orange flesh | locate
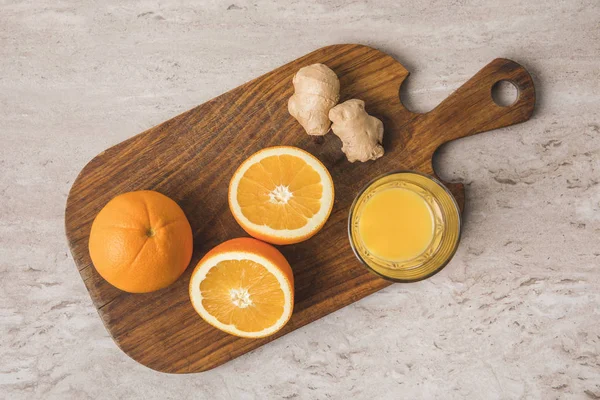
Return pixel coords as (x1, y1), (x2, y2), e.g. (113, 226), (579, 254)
(236, 154), (323, 230)
(358, 188), (435, 261)
(199, 259), (285, 332)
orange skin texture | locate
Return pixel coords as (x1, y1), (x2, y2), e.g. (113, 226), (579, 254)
(228, 146), (335, 245)
(89, 190), (193, 293)
(189, 237), (294, 337)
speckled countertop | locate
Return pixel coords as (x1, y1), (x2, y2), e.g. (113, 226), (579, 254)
(1, 1), (599, 399)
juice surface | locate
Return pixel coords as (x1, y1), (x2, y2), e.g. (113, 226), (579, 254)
(358, 188), (434, 261)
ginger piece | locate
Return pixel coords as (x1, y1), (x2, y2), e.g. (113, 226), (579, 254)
(329, 99), (384, 163)
(288, 63), (340, 136)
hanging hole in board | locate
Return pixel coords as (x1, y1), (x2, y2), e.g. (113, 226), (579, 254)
(491, 80), (519, 107)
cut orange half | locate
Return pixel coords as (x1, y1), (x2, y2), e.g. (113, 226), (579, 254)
(189, 238), (294, 338)
(228, 146), (335, 245)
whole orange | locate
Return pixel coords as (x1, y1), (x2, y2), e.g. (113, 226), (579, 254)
(89, 190), (193, 293)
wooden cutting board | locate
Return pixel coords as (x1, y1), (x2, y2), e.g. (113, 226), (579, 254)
(65, 44), (535, 373)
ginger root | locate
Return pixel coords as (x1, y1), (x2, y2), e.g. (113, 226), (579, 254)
(329, 99), (384, 163)
(288, 63), (340, 136)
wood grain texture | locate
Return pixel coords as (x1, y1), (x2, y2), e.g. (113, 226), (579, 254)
(65, 44), (535, 373)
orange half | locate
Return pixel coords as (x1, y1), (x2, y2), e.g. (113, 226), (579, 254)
(189, 238), (294, 338)
(228, 146), (334, 245)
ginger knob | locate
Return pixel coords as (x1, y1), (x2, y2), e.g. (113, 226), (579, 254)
(288, 63), (340, 136)
(329, 99), (384, 163)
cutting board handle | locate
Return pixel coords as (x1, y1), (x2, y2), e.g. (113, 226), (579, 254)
(428, 58), (536, 148)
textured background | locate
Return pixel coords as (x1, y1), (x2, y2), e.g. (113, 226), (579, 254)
(1, 1), (599, 399)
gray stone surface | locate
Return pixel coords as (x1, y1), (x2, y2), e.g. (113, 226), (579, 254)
(1, 1), (599, 399)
